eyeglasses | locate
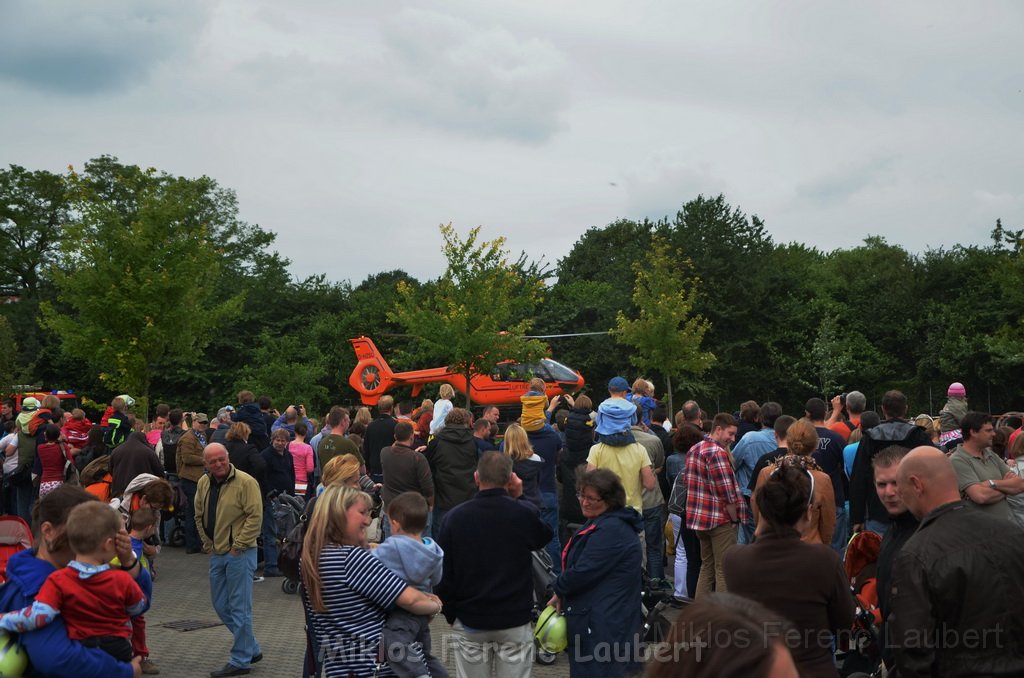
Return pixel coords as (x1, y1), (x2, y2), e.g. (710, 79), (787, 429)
(576, 493), (604, 505)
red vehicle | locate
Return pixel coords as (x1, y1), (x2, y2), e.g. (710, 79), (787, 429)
(7, 388), (80, 412)
(348, 337), (585, 407)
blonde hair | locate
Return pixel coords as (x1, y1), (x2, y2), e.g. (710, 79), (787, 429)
(226, 421), (250, 442)
(502, 423), (533, 461)
(631, 378), (648, 394)
(439, 384), (455, 400)
(322, 454), (361, 487)
(353, 407), (372, 428)
(301, 484), (372, 612)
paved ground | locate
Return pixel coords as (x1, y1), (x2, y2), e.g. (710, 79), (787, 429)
(146, 545), (581, 677)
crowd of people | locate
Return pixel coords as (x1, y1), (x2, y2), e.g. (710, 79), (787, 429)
(2, 378), (1024, 677)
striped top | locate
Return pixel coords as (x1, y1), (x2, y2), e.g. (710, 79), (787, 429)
(309, 544), (407, 678)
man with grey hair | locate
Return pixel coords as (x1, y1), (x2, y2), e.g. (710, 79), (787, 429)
(827, 390), (866, 444)
(209, 406), (234, 444)
(674, 399), (702, 430)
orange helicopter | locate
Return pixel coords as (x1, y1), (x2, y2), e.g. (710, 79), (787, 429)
(348, 336), (585, 406)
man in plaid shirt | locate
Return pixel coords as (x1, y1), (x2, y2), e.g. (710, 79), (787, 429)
(684, 412), (747, 597)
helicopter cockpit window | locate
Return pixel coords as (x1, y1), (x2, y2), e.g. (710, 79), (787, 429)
(541, 359), (578, 383)
(492, 363), (551, 382)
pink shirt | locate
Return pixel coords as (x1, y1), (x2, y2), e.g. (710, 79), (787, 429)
(289, 441), (315, 492)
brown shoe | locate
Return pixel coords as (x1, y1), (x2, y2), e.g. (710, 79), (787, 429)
(141, 658), (160, 675)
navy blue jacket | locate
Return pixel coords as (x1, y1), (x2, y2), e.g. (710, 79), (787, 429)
(436, 488), (553, 630)
(232, 403), (269, 450)
(553, 507), (643, 678)
(526, 427), (561, 494)
(260, 445), (296, 496)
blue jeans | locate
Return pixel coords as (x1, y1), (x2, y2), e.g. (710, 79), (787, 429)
(541, 491), (561, 574)
(15, 483), (35, 523)
(180, 478), (201, 551)
(643, 504), (666, 581)
(831, 505), (849, 555)
(865, 518), (890, 537)
(210, 550), (261, 668)
(262, 503), (279, 574)
(737, 498), (756, 545)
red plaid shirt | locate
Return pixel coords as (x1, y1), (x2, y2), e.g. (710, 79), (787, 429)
(684, 436), (748, 532)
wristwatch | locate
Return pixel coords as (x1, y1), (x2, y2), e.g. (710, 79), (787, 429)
(988, 479), (997, 489)
(118, 557), (139, 571)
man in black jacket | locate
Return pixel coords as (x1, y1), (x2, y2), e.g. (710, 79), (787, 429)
(889, 446), (1024, 676)
(436, 452), (553, 677)
(363, 395), (397, 481)
(849, 390), (932, 536)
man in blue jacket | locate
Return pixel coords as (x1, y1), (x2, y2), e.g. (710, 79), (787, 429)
(436, 452), (553, 678)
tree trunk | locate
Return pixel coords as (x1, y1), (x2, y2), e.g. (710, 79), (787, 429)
(465, 367), (473, 408)
(665, 373), (674, 422)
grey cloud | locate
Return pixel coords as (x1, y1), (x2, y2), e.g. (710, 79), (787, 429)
(349, 8), (571, 142)
(622, 155), (729, 222)
(0, 0), (209, 95)
(796, 156), (894, 205)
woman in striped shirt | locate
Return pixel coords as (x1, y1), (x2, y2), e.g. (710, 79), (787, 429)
(301, 484), (443, 677)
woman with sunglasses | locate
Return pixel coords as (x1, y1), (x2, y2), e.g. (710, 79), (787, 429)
(724, 462), (855, 677)
(751, 419), (836, 545)
(548, 468), (643, 677)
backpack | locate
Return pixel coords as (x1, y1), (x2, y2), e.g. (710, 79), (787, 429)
(161, 429), (184, 475)
(666, 470), (688, 517)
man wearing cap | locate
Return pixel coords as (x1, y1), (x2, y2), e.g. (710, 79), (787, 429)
(177, 412), (211, 554)
(586, 377), (657, 514)
(209, 407), (235, 445)
(939, 382), (968, 433)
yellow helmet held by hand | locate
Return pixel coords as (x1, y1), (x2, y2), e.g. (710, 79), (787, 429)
(534, 605), (567, 653)
(0, 630), (27, 677)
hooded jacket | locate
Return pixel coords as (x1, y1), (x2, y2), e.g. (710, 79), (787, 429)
(0, 548), (151, 678)
(372, 534), (443, 593)
(231, 403), (269, 449)
(553, 506), (644, 678)
(849, 420), (933, 525)
(425, 425), (477, 511)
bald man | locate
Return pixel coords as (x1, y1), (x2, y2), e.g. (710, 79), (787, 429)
(194, 443), (264, 677)
(888, 447), (1024, 676)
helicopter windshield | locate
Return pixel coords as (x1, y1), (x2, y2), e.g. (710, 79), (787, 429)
(541, 359), (579, 382)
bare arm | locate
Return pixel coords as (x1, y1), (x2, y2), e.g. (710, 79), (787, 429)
(640, 465), (657, 491)
(964, 482), (1006, 505)
(395, 586), (442, 616)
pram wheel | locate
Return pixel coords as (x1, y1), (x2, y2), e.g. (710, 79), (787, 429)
(170, 524), (185, 548)
(535, 645), (557, 665)
(282, 578), (299, 595)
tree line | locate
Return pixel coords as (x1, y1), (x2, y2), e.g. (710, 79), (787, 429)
(2, 157), (1022, 418)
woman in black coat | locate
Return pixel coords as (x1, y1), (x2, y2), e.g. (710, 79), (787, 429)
(550, 468), (643, 678)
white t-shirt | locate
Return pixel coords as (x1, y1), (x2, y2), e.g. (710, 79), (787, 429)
(1, 432), (19, 475)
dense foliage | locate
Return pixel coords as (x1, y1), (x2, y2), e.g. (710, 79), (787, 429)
(2, 158), (1022, 418)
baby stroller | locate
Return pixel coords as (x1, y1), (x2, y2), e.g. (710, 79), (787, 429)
(640, 569), (674, 644)
(837, 530), (883, 677)
(0, 516), (32, 585)
(530, 549), (559, 665)
(161, 477), (189, 547)
(274, 493), (306, 595)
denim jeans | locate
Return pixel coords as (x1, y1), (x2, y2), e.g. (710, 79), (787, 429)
(642, 504), (666, 581)
(865, 518), (890, 538)
(668, 514), (689, 598)
(15, 483), (34, 523)
(180, 478), (201, 551)
(831, 505), (850, 555)
(262, 503), (279, 574)
(209, 549), (261, 669)
(736, 500), (757, 545)
(540, 491), (561, 574)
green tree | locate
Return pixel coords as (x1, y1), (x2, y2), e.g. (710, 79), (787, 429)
(235, 330), (329, 414)
(614, 237), (715, 414)
(389, 224), (548, 407)
(40, 157), (245, 400)
(0, 165), (70, 297)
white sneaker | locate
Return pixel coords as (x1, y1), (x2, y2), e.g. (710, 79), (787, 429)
(253, 575), (265, 583)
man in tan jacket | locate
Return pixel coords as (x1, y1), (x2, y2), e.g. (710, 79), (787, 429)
(176, 412), (210, 553)
(194, 443), (263, 677)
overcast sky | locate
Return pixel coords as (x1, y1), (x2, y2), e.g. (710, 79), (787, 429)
(2, 1), (1022, 285)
